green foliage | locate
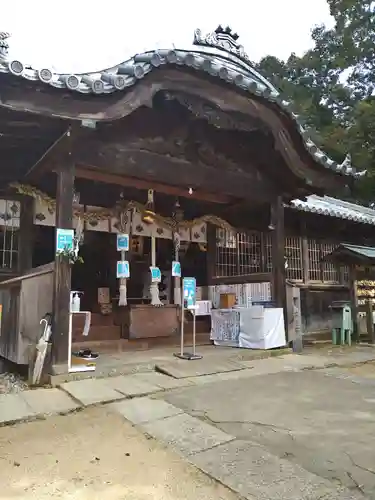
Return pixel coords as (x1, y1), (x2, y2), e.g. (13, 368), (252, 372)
(256, 0), (375, 203)
(56, 246), (84, 265)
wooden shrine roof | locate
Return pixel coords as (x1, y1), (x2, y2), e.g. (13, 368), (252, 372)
(325, 244), (375, 266)
(0, 27), (365, 187)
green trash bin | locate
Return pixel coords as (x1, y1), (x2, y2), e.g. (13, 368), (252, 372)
(330, 301), (352, 346)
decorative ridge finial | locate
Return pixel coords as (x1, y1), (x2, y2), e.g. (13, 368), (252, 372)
(0, 32), (10, 59)
(338, 153), (352, 173)
(193, 26), (252, 65)
(215, 25), (239, 42)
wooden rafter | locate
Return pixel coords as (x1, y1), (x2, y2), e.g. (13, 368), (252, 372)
(74, 165), (233, 204)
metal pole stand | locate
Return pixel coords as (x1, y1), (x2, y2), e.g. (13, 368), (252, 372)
(174, 301), (203, 361)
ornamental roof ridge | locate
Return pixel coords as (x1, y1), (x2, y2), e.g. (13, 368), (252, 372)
(193, 25), (254, 67)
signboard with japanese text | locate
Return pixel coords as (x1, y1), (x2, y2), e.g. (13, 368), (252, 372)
(56, 228), (74, 253)
(183, 277), (196, 309)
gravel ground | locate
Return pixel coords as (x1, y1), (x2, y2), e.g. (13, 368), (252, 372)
(0, 372), (28, 394)
(0, 406), (238, 500)
(347, 360), (375, 378)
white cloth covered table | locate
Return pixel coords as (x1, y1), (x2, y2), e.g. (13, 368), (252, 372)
(210, 306), (286, 349)
(239, 307), (286, 349)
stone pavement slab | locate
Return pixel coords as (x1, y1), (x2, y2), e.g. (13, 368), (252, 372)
(60, 378), (124, 406)
(105, 374), (162, 397)
(130, 371), (195, 389)
(22, 388), (80, 415)
(0, 393), (35, 425)
(140, 412), (234, 456)
(273, 354), (335, 369)
(110, 397), (183, 424)
(162, 369), (375, 497)
(156, 359), (245, 379)
(239, 354), (334, 373)
(190, 440), (363, 500)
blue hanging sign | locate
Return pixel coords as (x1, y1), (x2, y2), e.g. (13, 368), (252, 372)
(117, 260), (130, 278)
(172, 261), (181, 277)
(150, 266), (161, 283)
(183, 277), (196, 310)
(56, 228), (74, 253)
(117, 234), (129, 252)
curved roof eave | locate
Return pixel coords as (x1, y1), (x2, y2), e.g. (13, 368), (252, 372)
(0, 27), (366, 180)
(290, 195), (375, 225)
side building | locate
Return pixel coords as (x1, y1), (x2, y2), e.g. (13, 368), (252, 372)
(209, 195), (375, 337)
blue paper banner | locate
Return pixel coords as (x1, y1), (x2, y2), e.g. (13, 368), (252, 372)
(172, 261), (181, 277)
(150, 266), (161, 283)
(117, 234), (129, 252)
(117, 260), (130, 278)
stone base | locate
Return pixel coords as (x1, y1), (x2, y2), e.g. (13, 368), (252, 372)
(50, 362), (69, 376)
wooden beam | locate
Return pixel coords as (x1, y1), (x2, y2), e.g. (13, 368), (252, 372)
(25, 128), (71, 180)
(75, 165), (232, 205)
(210, 273), (271, 285)
(25, 125), (88, 181)
(52, 159), (75, 367)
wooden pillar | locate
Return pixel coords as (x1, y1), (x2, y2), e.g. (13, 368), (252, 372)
(52, 161), (75, 367)
(18, 196), (35, 273)
(300, 221), (309, 284)
(365, 299), (374, 344)
(206, 224), (216, 285)
(349, 264), (359, 343)
(271, 196), (287, 336)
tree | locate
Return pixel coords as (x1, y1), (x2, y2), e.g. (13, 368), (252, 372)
(256, 0), (375, 202)
(326, 0), (375, 98)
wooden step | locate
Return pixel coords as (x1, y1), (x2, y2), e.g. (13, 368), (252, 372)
(184, 317), (211, 334)
(72, 324), (121, 342)
(72, 331), (212, 354)
(72, 312), (114, 329)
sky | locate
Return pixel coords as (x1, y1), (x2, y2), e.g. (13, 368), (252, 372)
(2, 0), (334, 73)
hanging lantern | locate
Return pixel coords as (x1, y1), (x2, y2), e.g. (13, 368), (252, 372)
(173, 198), (184, 222)
(73, 189), (80, 206)
(142, 189), (156, 224)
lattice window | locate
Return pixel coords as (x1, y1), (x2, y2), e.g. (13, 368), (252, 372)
(285, 236), (303, 280)
(0, 200), (20, 271)
(307, 239), (321, 281)
(215, 229), (264, 277)
(321, 242), (340, 282)
(238, 231), (262, 274)
(216, 229), (237, 277)
(307, 238), (340, 283)
(261, 232), (272, 273)
(342, 265), (350, 284)
(215, 229), (343, 284)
